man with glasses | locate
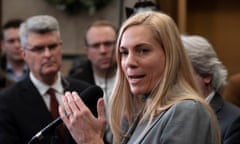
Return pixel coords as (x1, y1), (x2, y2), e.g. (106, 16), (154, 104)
(0, 15), (92, 144)
(1, 19), (28, 82)
(69, 20), (117, 144)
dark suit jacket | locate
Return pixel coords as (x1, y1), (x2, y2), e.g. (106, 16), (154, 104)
(69, 60), (95, 85)
(210, 92), (240, 144)
(0, 54), (7, 71)
(0, 75), (91, 144)
(0, 70), (13, 91)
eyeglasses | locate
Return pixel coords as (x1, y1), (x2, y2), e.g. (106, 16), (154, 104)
(87, 41), (115, 49)
(25, 42), (62, 53)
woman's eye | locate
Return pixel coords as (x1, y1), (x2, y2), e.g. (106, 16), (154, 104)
(139, 48), (150, 55)
(120, 50), (128, 55)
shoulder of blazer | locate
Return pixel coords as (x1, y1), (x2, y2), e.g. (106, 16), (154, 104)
(0, 76), (40, 111)
(0, 76), (29, 95)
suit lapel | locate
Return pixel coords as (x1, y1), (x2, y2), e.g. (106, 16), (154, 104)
(20, 76), (53, 125)
(209, 92), (224, 120)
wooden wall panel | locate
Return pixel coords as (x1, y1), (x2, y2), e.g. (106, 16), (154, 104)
(186, 0), (240, 76)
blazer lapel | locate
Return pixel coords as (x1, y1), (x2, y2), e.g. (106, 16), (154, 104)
(209, 92), (224, 119)
(20, 76), (53, 125)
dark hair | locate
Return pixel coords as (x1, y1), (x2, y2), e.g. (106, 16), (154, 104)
(1, 19), (23, 40)
(3, 19), (23, 29)
(125, 1), (161, 18)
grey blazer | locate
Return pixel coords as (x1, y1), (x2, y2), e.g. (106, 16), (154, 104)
(126, 100), (216, 144)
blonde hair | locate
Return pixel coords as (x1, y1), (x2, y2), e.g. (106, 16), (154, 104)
(109, 11), (220, 143)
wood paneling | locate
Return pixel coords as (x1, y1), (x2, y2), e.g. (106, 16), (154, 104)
(157, 0), (240, 76)
(186, 0), (240, 76)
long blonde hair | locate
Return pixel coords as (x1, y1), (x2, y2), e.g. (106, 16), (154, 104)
(110, 11), (220, 144)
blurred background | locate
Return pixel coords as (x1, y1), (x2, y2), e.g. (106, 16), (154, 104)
(1, 0), (239, 77)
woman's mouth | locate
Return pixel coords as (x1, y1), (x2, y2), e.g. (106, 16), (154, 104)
(128, 74), (145, 84)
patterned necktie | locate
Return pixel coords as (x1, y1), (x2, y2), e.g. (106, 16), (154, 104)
(47, 88), (65, 140)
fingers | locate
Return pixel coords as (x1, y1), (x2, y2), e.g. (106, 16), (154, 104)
(60, 91), (91, 119)
(97, 98), (106, 121)
(59, 105), (70, 127)
(97, 98), (107, 137)
(72, 91), (88, 111)
(59, 90), (107, 143)
(59, 92), (72, 127)
(67, 91), (82, 114)
(59, 91), (82, 122)
(62, 92), (73, 116)
(60, 91), (105, 123)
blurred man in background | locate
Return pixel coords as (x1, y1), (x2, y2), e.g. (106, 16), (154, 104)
(1, 19), (28, 82)
(69, 20), (117, 144)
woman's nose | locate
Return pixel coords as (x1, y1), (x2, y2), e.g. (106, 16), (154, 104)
(125, 53), (138, 67)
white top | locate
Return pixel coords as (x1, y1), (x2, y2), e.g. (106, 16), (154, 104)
(94, 73), (116, 109)
(94, 73), (116, 143)
(205, 90), (215, 103)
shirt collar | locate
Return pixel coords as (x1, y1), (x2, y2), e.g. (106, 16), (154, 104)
(6, 62), (28, 72)
(205, 90), (215, 103)
(6, 63), (13, 72)
(30, 72), (63, 95)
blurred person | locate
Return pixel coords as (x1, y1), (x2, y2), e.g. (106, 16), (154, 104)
(69, 20), (117, 107)
(0, 49), (13, 90)
(0, 15), (93, 144)
(182, 35), (240, 144)
(69, 20), (117, 143)
(125, 0), (160, 18)
(1, 19), (28, 82)
(223, 73), (240, 107)
(0, 46), (13, 90)
(0, 70), (12, 90)
(59, 11), (221, 144)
